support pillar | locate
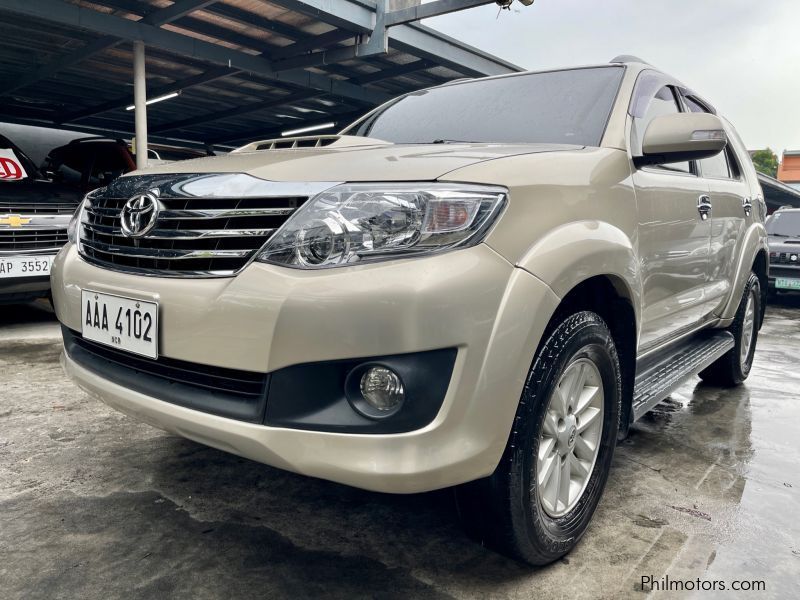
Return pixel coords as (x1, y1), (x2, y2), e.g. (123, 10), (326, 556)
(133, 40), (148, 170)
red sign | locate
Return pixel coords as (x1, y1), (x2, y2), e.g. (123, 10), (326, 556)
(0, 149), (27, 180)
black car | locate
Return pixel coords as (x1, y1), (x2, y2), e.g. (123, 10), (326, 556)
(0, 134), (135, 304)
(767, 207), (800, 295)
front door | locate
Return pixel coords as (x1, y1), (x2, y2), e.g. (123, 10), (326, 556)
(635, 169), (713, 349)
(630, 83), (714, 350)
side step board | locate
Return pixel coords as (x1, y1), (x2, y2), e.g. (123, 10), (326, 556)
(632, 330), (735, 420)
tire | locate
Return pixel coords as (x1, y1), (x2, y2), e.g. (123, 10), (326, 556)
(455, 311), (621, 566)
(699, 273), (760, 387)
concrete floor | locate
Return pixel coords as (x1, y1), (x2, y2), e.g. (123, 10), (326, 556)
(1, 298), (799, 600)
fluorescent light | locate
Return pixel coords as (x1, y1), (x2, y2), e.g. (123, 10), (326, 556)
(281, 122), (336, 137)
(126, 91), (180, 111)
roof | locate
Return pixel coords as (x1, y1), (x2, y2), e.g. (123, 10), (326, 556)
(758, 172), (800, 210)
(0, 0), (522, 151)
(778, 152), (800, 183)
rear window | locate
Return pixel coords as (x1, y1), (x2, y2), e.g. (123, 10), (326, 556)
(347, 66), (624, 146)
(767, 211), (800, 237)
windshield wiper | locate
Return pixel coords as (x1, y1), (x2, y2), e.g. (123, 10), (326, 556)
(431, 139), (479, 144)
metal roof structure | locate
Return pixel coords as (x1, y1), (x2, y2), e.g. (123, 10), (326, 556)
(0, 0), (523, 151)
(758, 172), (800, 212)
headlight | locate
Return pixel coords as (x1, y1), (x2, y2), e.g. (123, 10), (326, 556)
(67, 197), (89, 244)
(256, 183), (506, 269)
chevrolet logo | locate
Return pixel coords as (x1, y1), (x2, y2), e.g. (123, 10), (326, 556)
(0, 214), (31, 227)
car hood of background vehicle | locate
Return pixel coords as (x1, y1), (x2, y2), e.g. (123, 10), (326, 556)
(768, 238), (800, 253)
(0, 179), (81, 206)
(132, 139), (585, 182)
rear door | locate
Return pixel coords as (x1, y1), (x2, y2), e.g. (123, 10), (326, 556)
(630, 80), (714, 350)
(682, 93), (752, 312)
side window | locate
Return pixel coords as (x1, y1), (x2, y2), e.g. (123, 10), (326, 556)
(631, 85), (690, 173)
(684, 95), (733, 180)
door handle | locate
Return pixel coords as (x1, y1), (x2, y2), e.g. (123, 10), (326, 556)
(697, 195), (712, 220)
(742, 197), (753, 217)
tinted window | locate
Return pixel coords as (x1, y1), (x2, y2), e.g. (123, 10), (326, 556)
(684, 96), (731, 179)
(348, 67), (624, 146)
(87, 146), (130, 189)
(632, 86), (690, 173)
(0, 134), (38, 176)
(700, 149), (730, 179)
(767, 211), (800, 237)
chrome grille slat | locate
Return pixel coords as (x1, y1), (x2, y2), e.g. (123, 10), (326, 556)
(81, 238), (253, 260)
(84, 206), (295, 219)
(0, 228), (69, 252)
(78, 184), (307, 277)
(159, 208), (296, 219)
(0, 202), (77, 215)
(83, 222), (276, 240)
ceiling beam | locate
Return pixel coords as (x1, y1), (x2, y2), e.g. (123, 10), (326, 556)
(269, 29), (356, 60)
(349, 59), (435, 85)
(210, 110), (367, 146)
(59, 65), (238, 123)
(0, 112), (219, 151)
(270, 0), (522, 76)
(384, 0), (495, 26)
(151, 91), (323, 134)
(0, 0), (392, 105)
(0, 0), (220, 97)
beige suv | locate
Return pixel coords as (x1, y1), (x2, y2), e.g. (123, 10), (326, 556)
(52, 58), (768, 565)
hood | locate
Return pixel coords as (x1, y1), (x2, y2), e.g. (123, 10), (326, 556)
(768, 237), (800, 252)
(131, 136), (584, 182)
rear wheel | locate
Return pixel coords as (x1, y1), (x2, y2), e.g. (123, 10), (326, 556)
(699, 273), (760, 386)
(455, 311), (621, 565)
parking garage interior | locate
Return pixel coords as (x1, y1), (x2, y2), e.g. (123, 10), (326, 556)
(1, 2), (800, 599)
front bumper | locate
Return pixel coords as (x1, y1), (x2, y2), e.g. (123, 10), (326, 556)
(52, 243), (560, 492)
(0, 274), (51, 303)
(768, 264), (800, 289)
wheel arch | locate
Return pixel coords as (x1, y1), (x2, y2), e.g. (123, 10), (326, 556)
(515, 222), (642, 438)
(542, 275), (638, 439)
(716, 222), (769, 323)
(751, 248), (768, 328)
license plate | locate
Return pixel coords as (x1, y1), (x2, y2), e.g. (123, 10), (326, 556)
(81, 290), (158, 359)
(0, 255), (53, 278)
(776, 277), (800, 290)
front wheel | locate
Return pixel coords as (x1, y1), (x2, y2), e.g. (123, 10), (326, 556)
(699, 273), (760, 387)
(455, 311), (621, 565)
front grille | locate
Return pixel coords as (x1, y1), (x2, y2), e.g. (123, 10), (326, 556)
(770, 251), (800, 265)
(0, 228), (68, 252)
(79, 194), (306, 276)
(63, 327), (269, 422)
(0, 201), (77, 215)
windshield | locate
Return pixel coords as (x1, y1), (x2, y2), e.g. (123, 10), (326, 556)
(767, 211), (800, 237)
(346, 66), (624, 146)
(0, 134), (38, 177)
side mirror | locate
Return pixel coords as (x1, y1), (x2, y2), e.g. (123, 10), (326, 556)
(635, 112), (727, 168)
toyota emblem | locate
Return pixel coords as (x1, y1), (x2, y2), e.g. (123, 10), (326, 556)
(120, 192), (160, 237)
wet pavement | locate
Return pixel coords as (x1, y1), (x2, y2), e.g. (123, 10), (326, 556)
(1, 298), (799, 599)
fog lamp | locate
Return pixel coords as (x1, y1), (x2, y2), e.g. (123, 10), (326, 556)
(360, 367), (405, 412)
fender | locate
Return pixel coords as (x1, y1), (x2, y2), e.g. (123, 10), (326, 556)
(515, 220), (642, 328)
(715, 222), (769, 320)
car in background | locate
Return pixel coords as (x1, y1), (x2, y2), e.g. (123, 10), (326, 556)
(767, 207), (800, 295)
(1, 133), (135, 304)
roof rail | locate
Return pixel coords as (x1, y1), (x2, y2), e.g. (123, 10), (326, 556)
(610, 55), (651, 65)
